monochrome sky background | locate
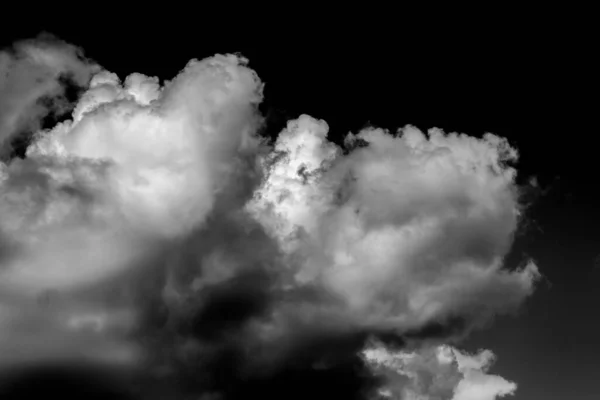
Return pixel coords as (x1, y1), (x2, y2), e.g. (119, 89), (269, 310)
(0, 13), (595, 400)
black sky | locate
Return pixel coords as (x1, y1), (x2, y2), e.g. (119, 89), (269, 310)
(0, 12), (596, 399)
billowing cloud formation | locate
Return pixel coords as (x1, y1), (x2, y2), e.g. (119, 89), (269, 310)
(363, 341), (517, 399)
(0, 36), (538, 399)
(0, 52), (262, 294)
(248, 115), (538, 333)
(0, 45), (263, 379)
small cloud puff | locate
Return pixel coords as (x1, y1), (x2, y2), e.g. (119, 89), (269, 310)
(363, 341), (517, 400)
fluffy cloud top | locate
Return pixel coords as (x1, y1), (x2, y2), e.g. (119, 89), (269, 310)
(248, 115), (539, 334)
(0, 52), (263, 295)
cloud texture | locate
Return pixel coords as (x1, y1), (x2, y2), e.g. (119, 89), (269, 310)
(363, 341), (517, 399)
(0, 37), (538, 399)
(0, 34), (100, 160)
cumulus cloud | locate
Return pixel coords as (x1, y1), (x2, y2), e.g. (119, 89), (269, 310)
(0, 36), (539, 399)
(0, 43), (263, 383)
(248, 115), (539, 335)
(363, 341), (517, 400)
(0, 52), (263, 290)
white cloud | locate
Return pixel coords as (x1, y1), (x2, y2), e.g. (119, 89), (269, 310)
(363, 341), (517, 400)
(248, 115), (539, 333)
(1, 52), (263, 293)
(0, 37), (539, 398)
(0, 50), (263, 368)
